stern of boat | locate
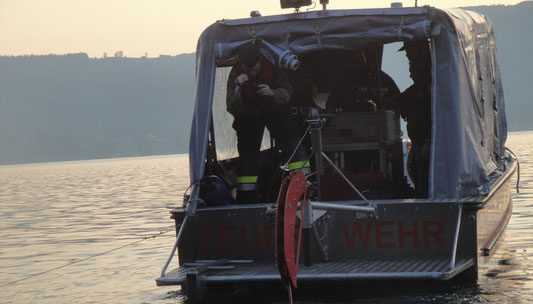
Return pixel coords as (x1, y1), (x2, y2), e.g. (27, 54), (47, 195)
(156, 201), (479, 296)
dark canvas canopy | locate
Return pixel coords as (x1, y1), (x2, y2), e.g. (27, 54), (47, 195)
(188, 7), (507, 199)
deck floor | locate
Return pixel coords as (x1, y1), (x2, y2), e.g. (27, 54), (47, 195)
(156, 258), (474, 286)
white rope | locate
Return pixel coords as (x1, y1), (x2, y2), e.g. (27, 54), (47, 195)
(0, 225), (175, 288)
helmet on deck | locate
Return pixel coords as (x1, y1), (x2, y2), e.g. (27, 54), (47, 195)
(199, 175), (235, 206)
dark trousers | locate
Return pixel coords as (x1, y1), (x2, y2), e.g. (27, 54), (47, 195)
(233, 109), (306, 187)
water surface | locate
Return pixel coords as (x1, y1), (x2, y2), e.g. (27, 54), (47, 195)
(1, 133), (531, 303)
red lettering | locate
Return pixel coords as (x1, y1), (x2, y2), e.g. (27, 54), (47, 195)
(398, 221), (419, 248)
(241, 225), (260, 252)
(376, 221), (395, 248)
(199, 226), (216, 253)
(264, 224), (275, 252)
(342, 222), (372, 248)
(423, 221), (445, 248)
(219, 226), (237, 253)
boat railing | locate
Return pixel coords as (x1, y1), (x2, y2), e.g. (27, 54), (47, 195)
(160, 196), (201, 278)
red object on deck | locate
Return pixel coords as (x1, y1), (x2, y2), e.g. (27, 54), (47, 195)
(275, 175), (290, 287)
(275, 172), (308, 288)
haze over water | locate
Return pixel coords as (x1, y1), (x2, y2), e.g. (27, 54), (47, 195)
(0, 133), (531, 303)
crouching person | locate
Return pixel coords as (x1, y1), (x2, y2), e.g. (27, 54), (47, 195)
(226, 42), (309, 204)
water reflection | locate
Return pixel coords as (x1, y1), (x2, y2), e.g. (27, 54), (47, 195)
(0, 132), (532, 303)
(0, 155), (188, 303)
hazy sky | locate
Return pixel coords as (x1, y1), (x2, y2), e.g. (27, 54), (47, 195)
(0, 0), (523, 57)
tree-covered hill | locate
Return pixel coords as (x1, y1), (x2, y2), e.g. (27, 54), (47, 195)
(0, 2), (531, 165)
(0, 54), (195, 164)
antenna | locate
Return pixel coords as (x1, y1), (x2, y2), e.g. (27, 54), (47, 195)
(320, 0), (329, 11)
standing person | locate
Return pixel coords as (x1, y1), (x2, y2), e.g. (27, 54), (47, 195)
(389, 40), (432, 198)
(227, 42), (310, 204)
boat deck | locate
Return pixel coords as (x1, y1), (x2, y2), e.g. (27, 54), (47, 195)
(156, 258), (474, 286)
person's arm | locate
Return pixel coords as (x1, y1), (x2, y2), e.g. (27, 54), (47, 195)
(226, 70), (246, 116)
(270, 68), (292, 105)
(384, 84), (417, 116)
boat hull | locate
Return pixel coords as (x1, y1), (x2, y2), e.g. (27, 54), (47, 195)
(156, 159), (516, 298)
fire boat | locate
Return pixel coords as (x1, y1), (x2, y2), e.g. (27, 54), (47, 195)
(156, 1), (517, 301)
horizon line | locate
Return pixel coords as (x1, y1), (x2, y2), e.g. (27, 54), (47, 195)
(0, 52), (195, 59)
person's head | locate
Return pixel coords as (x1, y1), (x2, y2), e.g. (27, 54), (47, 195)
(400, 40), (431, 82)
(237, 43), (262, 77)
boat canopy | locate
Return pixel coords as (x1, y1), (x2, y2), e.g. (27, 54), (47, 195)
(188, 7), (507, 199)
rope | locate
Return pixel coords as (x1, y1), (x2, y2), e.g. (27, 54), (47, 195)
(505, 147), (520, 193)
(283, 122), (312, 170)
(0, 225), (176, 288)
(265, 114), (313, 195)
(305, 164), (329, 178)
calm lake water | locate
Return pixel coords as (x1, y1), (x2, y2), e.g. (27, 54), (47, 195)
(1, 132), (532, 303)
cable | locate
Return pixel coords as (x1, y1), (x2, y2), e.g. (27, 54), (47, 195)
(305, 163), (329, 178)
(0, 225), (176, 288)
(374, 46), (384, 110)
(265, 113), (314, 196)
(283, 123), (312, 169)
(505, 147), (520, 193)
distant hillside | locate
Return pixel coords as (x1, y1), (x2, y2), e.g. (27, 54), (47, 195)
(0, 53), (195, 165)
(0, 2), (531, 165)
(465, 1), (533, 131)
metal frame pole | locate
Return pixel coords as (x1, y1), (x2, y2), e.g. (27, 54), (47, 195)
(320, 0), (329, 11)
(321, 152), (372, 206)
(160, 215), (190, 277)
(450, 204), (462, 269)
(309, 116), (323, 200)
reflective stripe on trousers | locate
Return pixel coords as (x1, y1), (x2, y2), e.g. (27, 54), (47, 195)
(288, 160), (311, 174)
(237, 176), (258, 191)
